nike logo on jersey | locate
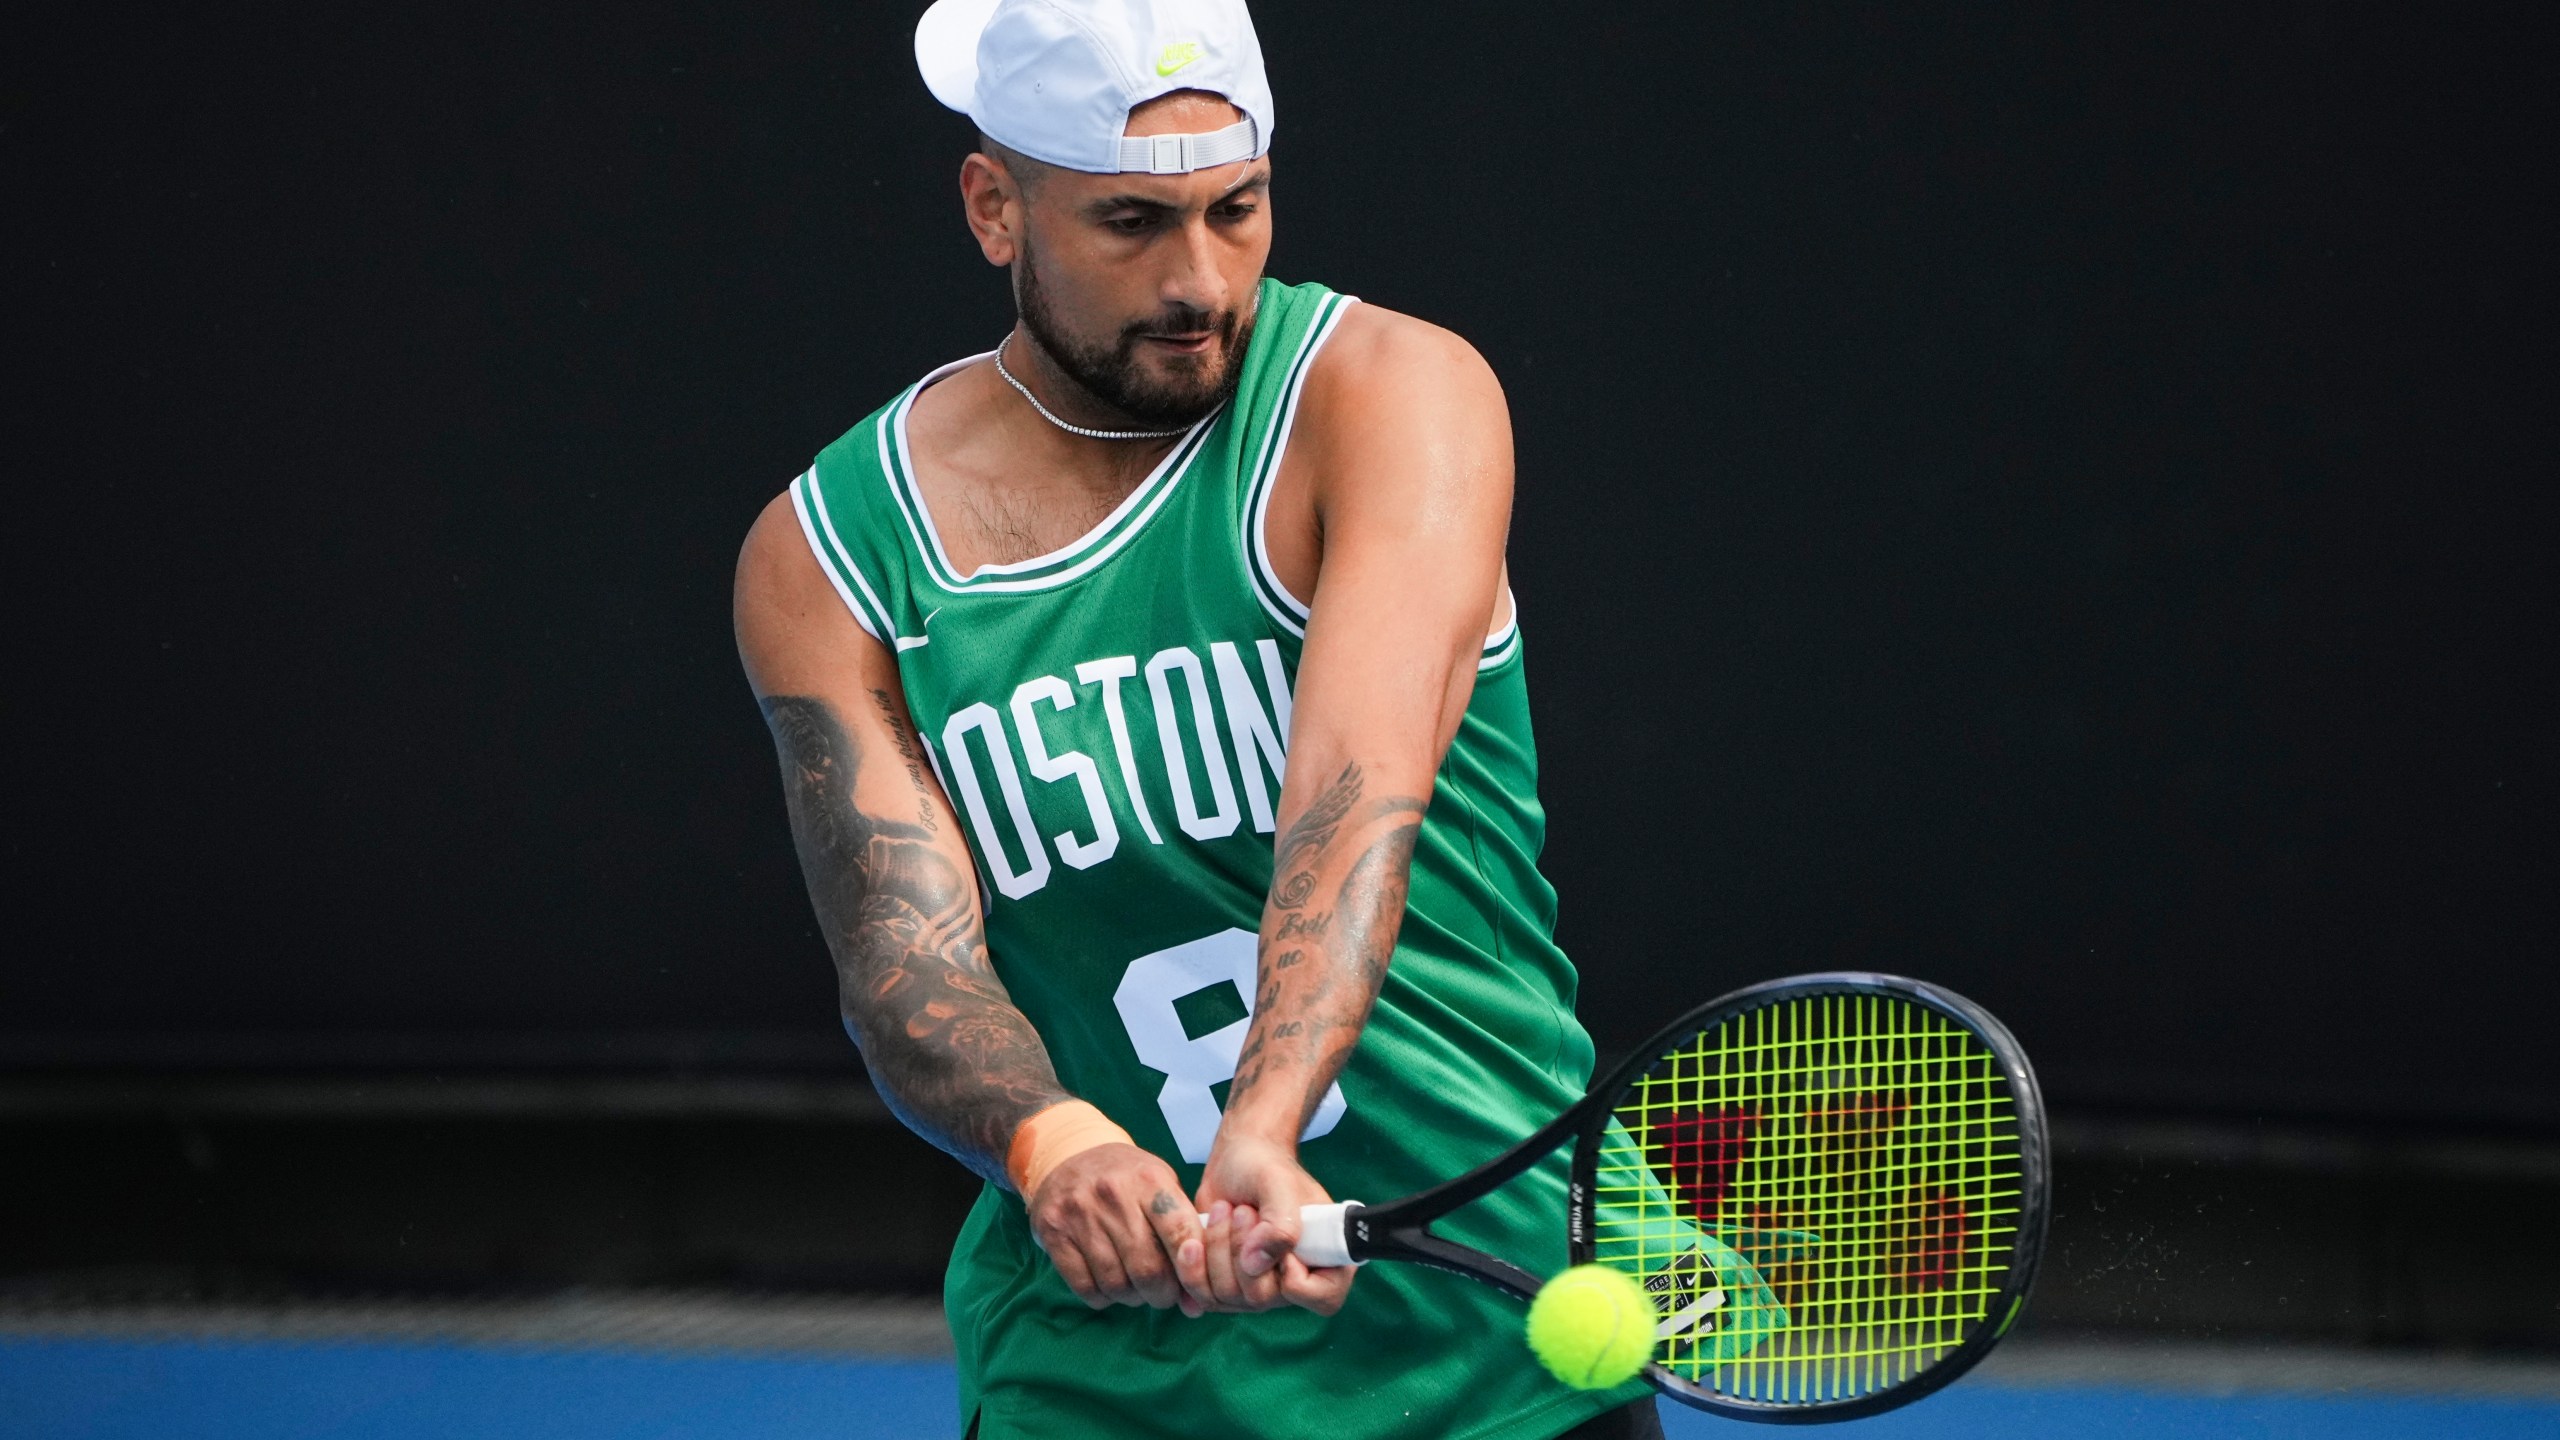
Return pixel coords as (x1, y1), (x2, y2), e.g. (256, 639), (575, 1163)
(895, 607), (944, 652)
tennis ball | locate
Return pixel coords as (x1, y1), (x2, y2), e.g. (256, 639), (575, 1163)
(1524, 1264), (1654, 1390)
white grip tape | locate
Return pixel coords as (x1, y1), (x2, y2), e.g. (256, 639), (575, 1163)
(1192, 1201), (1364, 1269)
(1296, 1201), (1360, 1268)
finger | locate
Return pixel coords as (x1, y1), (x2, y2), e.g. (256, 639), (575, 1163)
(1276, 1253), (1355, 1317)
(1073, 1172), (1153, 1306)
(1237, 1206), (1299, 1279)
(1105, 1191), (1180, 1310)
(1175, 1227), (1210, 1316)
(1229, 1204), (1284, 1310)
(1201, 1200), (1246, 1308)
(1089, 1232), (1142, 1307)
(1142, 1187), (1210, 1315)
(1172, 1209), (1208, 1311)
(1058, 1200), (1137, 1308)
(1045, 1230), (1105, 1309)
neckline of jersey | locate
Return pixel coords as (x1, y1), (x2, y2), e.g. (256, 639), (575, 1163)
(882, 350), (1225, 595)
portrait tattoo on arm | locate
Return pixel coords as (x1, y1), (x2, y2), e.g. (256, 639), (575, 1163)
(761, 693), (1069, 1187)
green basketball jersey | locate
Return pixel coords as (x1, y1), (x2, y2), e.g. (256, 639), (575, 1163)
(791, 279), (1649, 1439)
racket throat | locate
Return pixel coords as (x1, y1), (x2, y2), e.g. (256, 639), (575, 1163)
(1355, 1217), (1546, 1303)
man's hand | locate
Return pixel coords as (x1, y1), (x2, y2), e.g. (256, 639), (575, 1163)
(1026, 1142), (1214, 1316)
(1195, 1129), (1357, 1315)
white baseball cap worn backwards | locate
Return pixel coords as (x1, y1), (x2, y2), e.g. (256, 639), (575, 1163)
(914, 0), (1275, 175)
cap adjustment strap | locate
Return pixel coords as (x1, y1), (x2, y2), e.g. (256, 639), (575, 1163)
(1113, 117), (1259, 174)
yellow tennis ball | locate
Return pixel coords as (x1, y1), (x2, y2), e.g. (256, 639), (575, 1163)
(1525, 1263), (1654, 1390)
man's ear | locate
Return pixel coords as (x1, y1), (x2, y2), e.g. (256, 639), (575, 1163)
(961, 153), (1021, 268)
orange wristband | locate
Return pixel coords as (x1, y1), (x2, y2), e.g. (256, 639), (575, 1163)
(1006, 1100), (1136, 1200)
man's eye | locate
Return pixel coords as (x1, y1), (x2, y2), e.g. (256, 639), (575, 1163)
(1215, 203), (1256, 221)
(1107, 215), (1155, 234)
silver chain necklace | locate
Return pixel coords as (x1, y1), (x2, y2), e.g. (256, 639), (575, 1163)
(992, 334), (1186, 441)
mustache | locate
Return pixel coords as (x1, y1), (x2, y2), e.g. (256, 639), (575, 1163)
(1120, 305), (1237, 342)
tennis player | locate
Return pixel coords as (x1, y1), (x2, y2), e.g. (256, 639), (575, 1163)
(734, 1), (1661, 1434)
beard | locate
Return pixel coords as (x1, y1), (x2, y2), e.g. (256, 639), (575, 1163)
(1015, 235), (1254, 428)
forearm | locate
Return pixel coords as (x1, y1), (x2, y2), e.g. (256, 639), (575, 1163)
(1223, 755), (1427, 1146)
(762, 691), (1069, 1186)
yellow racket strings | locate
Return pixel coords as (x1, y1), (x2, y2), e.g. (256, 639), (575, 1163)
(1591, 993), (2024, 1404)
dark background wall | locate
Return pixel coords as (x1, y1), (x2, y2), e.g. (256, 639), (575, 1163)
(5, 5), (2553, 1127)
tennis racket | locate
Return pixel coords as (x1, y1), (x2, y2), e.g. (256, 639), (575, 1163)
(1278, 972), (2049, 1423)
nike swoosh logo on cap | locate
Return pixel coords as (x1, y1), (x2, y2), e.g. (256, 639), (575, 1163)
(1155, 41), (1202, 77)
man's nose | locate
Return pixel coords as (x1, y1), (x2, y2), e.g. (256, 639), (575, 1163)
(1159, 215), (1226, 320)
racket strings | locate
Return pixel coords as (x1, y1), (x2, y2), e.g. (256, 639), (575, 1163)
(1590, 993), (2025, 1405)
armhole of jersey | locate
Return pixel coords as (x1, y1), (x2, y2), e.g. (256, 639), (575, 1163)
(1478, 596), (1522, 673)
(1243, 296), (1525, 672)
(1242, 294), (1355, 638)
(790, 465), (903, 646)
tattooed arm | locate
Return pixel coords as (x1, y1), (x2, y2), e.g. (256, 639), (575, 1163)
(734, 495), (1210, 1315)
(1193, 307), (1518, 1315)
(754, 688), (1057, 1175)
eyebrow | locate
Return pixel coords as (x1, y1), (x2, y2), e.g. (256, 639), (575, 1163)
(1082, 167), (1271, 219)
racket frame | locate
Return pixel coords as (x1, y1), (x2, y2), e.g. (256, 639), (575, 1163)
(1568, 971), (2050, 1424)
(1318, 971), (2047, 1424)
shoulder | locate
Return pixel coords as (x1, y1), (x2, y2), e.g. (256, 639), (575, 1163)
(1300, 301), (1505, 416)
(1253, 298), (1517, 619)
(1287, 301), (1512, 501)
(735, 483), (898, 694)
(736, 488), (829, 630)
(738, 488), (807, 581)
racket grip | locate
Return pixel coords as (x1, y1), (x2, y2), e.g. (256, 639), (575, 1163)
(1295, 1201), (1362, 1268)
(1192, 1200), (1366, 1268)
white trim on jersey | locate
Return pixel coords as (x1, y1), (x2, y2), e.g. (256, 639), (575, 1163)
(1477, 605), (1523, 672)
(790, 468), (904, 647)
(881, 352), (1222, 596)
(1242, 296), (1352, 635)
(1241, 298), (1527, 672)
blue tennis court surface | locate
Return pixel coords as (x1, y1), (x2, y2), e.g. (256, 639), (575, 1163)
(6, 1338), (2556, 1440)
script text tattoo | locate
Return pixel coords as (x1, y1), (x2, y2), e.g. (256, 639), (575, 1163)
(1229, 762), (1426, 1128)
